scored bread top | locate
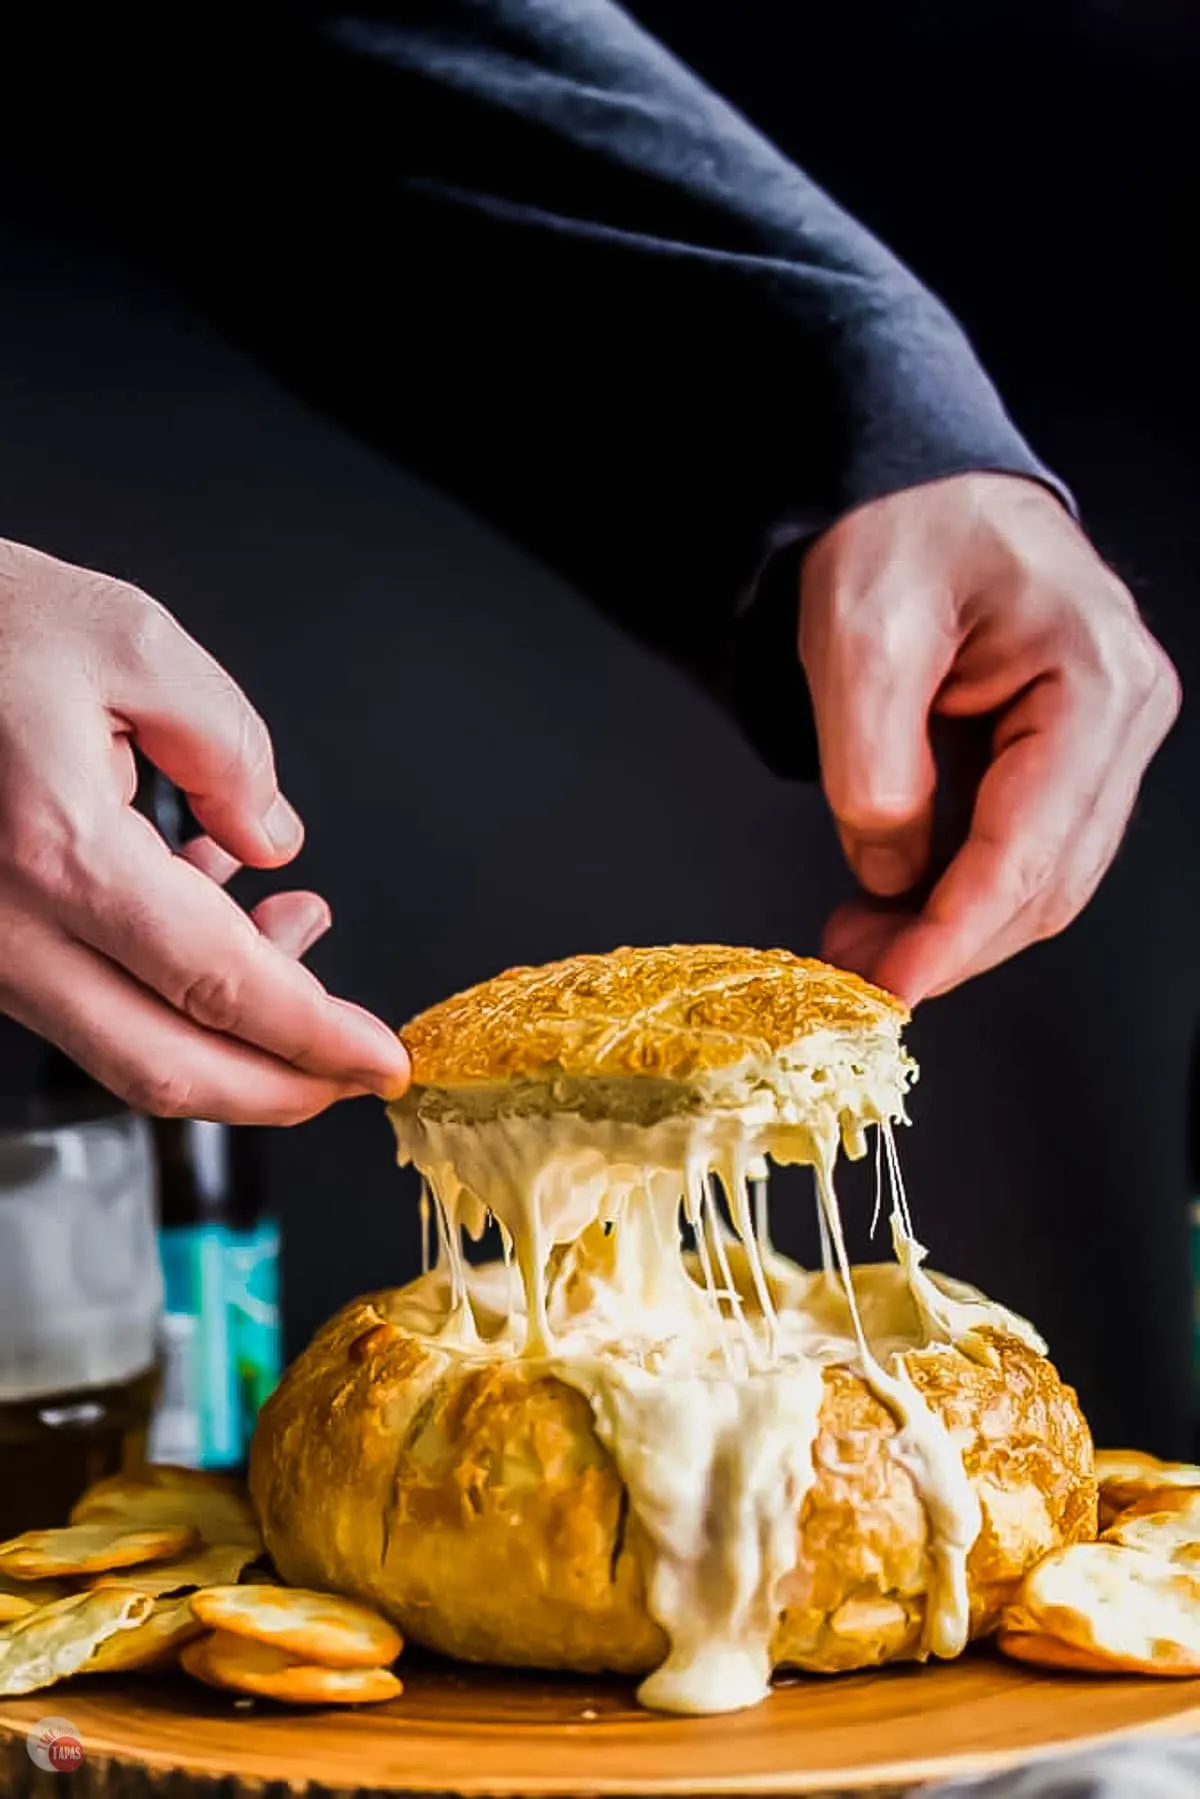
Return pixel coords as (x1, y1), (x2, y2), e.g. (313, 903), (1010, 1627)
(397, 945), (907, 1088)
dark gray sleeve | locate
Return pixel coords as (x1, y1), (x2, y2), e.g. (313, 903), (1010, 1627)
(5, 2), (1073, 778)
(261, 1), (1070, 776)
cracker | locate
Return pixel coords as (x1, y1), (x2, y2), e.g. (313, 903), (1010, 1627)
(84, 1596), (204, 1674)
(1007, 1540), (1200, 1676)
(189, 1584), (402, 1668)
(1101, 1485), (1200, 1565)
(70, 1466), (260, 1550)
(0, 1523), (199, 1580)
(86, 1540), (258, 1598)
(181, 1630), (402, 1705)
(0, 1589), (153, 1696)
(1094, 1449), (1200, 1528)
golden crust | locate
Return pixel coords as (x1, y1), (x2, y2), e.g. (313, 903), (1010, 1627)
(249, 1295), (1095, 1680)
(397, 946), (907, 1089)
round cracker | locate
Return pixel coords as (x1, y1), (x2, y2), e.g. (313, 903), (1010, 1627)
(181, 1631), (402, 1705)
(1102, 1486), (1200, 1565)
(70, 1467), (260, 1550)
(189, 1584), (402, 1668)
(1094, 1450), (1200, 1528)
(0, 1523), (199, 1580)
(1016, 1541), (1200, 1676)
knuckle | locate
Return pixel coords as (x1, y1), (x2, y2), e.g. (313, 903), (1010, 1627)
(83, 570), (151, 626)
(0, 793), (97, 903)
(1096, 630), (1182, 745)
(229, 701), (275, 792)
(121, 1064), (201, 1119)
(1147, 642), (1183, 724)
(1000, 838), (1061, 916)
(178, 966), (252, 1036)
(103, 574), (153, 617)
(1067, 593), (1179, 722)
(833, 790), (921, 836)
(801, 577), (893, 672)
(830, 604), (903, 672)
(1033, 892), (1081, 941)
(1118, 631), (1171, 705)
(102, 583), (178, 677)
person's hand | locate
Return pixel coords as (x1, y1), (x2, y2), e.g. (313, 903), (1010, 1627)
(799, 473), (1181, 1003)
(0, 538), (410, 1122)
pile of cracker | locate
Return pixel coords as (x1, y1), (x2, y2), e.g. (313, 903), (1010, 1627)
(0, 1467), (402, 1705)
(997, 1448), (1200, 1675)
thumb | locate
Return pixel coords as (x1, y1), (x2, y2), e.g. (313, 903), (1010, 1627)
(800, 581), (949, 898)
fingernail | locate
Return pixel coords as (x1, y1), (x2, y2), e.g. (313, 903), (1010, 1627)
(296, 921), (329, 957)
(291, 901), (332, 958)
(856, 845), (917, 897)
(347, 1063), (411, 1101)
(264, 795), (304, 854)
(332, 1001), (410, 1093)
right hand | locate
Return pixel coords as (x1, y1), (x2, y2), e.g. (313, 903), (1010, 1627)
(0, 538), (410, 1123)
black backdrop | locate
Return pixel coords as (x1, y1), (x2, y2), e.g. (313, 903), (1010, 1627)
(0, 2), (1196, 1451)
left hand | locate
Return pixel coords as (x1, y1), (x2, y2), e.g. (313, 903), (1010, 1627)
(798, 473), (1181, 1003)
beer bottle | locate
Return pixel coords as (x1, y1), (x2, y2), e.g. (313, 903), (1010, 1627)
(135, 761), (283, 1471)
(148, 1116), (281, 1469)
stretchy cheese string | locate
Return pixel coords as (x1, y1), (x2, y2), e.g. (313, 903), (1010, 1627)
(392, 1085), (1039, 1716)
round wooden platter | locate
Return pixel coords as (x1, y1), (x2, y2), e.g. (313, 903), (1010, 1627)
(2, 1654), (1199, 1799)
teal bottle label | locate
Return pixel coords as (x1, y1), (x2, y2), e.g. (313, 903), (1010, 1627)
(149, 1220), (282, 1469)
(226, 1220), (283, 1457)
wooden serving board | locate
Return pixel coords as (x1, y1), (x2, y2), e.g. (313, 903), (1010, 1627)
(1, 1653), (1198, 1799)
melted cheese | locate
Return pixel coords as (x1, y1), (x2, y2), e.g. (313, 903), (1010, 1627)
(390, 1054), (1039, 1716)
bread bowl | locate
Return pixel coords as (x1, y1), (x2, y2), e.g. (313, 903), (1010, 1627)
(250, 946), (1095, 1714)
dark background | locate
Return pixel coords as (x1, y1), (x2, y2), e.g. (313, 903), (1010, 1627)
(1, 2), (1197, 1449)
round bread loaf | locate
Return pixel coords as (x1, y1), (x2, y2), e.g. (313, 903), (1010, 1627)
(253, 946), (1095, 1695)
(397, 942), (909, 1092)
(249, 1292), (1096, 1678)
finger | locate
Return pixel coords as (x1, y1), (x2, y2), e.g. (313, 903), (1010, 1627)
(869, 673), (1117, 1003)
(821, 897), (912, 989)
(918, 697), (1161, 998)
(178, 834), (241, 886)
(52, 809), (408, 1096)
(0, 907), (366, 1126)
(820, 728), (1129, 996)
(176, 840), (331, 958)
(172, 835), (330, 963)
(800, 580), (952, 897)
(250, 891), (331, 959)
(104, 587), (303, 868)
(828, 637), (1179, 1001)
